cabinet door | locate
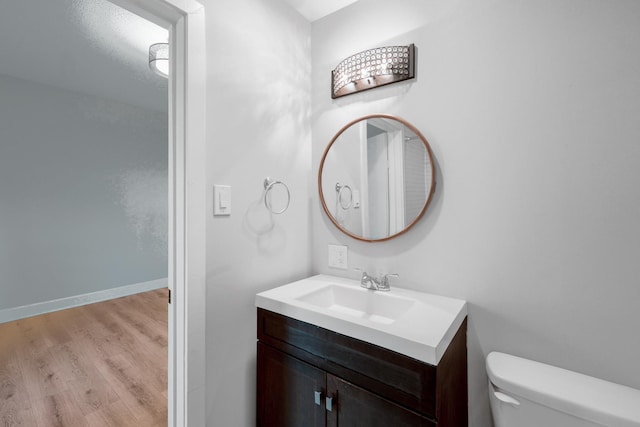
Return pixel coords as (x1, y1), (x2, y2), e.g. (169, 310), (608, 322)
(257, 343), (326, 427)
(326, 375), (436, 427)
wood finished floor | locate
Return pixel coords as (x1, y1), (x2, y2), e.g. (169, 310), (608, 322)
(0, 289), (168, 426)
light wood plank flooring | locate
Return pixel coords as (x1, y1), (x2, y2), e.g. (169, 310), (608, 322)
(0, 289), (168, 426)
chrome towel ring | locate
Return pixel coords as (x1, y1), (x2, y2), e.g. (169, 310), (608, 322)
(263, 177), (290, 214)
(335, 182), (352, 210)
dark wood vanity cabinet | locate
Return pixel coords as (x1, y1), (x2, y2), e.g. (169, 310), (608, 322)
(256, 308), (468, 427)
(258, 343), (326, 426)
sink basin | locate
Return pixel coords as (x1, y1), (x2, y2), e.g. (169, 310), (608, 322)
(256, 274), (467, 365)
(295, 284), (416, 325)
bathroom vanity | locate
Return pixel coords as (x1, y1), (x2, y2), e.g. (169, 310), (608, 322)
(255, 275), (468, 426)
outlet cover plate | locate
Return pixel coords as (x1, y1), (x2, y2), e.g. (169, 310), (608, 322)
(328, 244), (348, 269)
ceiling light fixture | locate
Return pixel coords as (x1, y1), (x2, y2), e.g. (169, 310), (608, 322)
(149, 43), (169, 78)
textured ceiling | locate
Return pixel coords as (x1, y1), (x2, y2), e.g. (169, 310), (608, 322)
(0, 0), (168, 112)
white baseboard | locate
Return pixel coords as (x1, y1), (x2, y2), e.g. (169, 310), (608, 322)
(0, 277), (168, 324)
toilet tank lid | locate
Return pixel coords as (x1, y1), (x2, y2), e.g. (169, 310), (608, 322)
(486, 352), (640, 427)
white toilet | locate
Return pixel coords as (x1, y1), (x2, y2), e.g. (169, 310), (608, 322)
(486, 352), (640, 426)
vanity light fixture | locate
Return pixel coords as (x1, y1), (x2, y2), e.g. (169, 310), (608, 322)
(331, 44), (415, 99)
(149, 43), (169, 78)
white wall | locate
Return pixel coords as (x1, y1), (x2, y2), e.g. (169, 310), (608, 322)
(311, 0), (640, 425)
(0, 73), (168, 311)
(203, 0), (312, 425)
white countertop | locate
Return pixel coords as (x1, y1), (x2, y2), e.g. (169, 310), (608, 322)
(255, 274), (467, 365)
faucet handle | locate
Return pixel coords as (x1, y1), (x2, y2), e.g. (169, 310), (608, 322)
(353, 267), (368, 277)
(378, 273), (398, 290)
(354, 268), (375, 289)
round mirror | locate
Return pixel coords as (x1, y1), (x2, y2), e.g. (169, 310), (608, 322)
(318, 114), (436, 242)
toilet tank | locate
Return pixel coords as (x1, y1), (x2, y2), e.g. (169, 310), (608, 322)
(486, 352), (640, 427)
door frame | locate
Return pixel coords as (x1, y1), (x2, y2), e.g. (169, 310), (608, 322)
(367, 118), (406, 235)
(108, 0), (206, 425)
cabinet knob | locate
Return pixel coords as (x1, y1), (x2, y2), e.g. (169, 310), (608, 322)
(325, 396), (333, 412)
(314, 391), (322, 406)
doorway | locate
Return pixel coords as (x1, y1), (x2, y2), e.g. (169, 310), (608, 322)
(0, 0), (169, 424)
(110, 0), (207, 425)
(0, 0), (205, 424)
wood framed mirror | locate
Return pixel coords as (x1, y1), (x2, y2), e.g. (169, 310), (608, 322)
(318, 114), (436, 242)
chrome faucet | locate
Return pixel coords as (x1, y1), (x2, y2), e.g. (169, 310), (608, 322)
(356, 269), (399, 292)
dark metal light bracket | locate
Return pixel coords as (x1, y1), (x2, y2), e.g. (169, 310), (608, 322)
(331, 44), (415, 99)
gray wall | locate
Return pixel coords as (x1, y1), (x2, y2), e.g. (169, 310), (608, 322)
(0, 73), (168, 310)
(311, 0), (640, 426)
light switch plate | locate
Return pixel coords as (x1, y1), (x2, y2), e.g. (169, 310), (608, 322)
(328, 244), (348, 269)
(353, 189), (361, 208)
(213, 185), (231, 216)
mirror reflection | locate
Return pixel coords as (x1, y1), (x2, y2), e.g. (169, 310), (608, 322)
(319, 115), (435, 241)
